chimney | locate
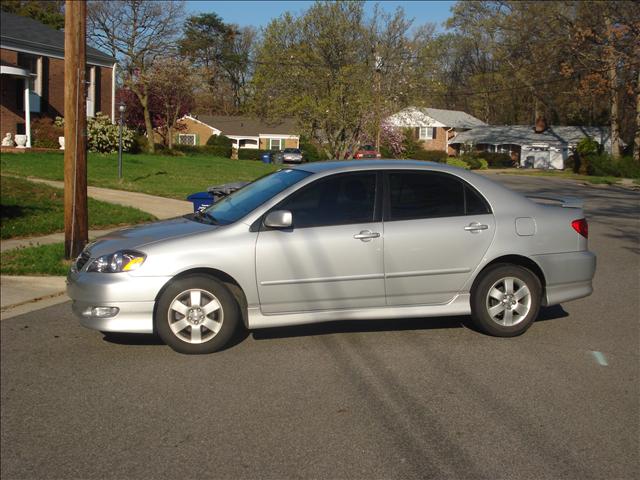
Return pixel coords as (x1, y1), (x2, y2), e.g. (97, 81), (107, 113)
(534, 116), (547, 133)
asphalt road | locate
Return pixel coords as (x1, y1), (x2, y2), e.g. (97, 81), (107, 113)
(2, 174), (638, 479)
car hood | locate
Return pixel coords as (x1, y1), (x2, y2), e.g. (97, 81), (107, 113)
(87, 216), (215, 257)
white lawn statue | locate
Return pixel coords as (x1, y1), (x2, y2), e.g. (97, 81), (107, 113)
(1, 132), (14, 147)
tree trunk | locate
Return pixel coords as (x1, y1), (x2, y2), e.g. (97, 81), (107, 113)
(140, 93), (155, 153)
(635, 69), (640, 163)
(606, 16), (621, 159)
(168, 125), (173, 149)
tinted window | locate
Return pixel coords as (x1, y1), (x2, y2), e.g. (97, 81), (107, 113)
(388, 172), (465, 220)
(465, 185), (491, 215)
(205, 169), (311, 225)
(276, 173), (377, 228)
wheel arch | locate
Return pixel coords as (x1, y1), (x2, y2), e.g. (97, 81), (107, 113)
(154, 268), (249, 330)
(471, 255), (546, 299)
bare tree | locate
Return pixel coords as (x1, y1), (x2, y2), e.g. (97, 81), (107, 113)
(88, 0), (185, 152)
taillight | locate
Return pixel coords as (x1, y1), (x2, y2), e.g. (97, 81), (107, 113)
(571, 218), (588, 238)
(355, 153), (362, 159)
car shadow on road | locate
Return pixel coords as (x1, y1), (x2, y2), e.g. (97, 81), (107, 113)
(100, 328), (250, 351)
(99, 306), (568, 346)
(252, 305), (569, 341)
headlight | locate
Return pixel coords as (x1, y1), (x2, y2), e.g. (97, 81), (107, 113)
(87, 250), (146, 273)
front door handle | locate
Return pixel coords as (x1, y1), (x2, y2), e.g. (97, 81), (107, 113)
(464, 223), (488, 233)
(353, 230), (380, 242)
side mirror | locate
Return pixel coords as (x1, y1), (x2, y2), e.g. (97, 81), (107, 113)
(264, 210), (292, 229)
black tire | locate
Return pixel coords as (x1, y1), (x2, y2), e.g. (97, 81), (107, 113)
(155, 275), (240, 354)
(471, 264), (542, 337)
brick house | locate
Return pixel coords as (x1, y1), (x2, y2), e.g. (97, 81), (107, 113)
(172, 115), (300, 150)
(386, 107), (486, 156)
(1, 12), (116, 147)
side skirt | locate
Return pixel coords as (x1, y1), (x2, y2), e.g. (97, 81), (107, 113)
(247, 294), (471, 329)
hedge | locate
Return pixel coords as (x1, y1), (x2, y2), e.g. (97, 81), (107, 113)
(238, 149), (273, 161)
(476, 152), (513, 168)
(409, 150), (448, 162)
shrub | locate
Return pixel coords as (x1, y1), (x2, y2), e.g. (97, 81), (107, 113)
(477, 152), (513, 168)
(446, 158), (471, 170)
(130, 133), (148, 154)
(31, 117), (63, 149)
(587, 154), (640, 178)
(238, 149), (272, 161)
(300, 139), (323, 162)
(206, 134), (233, 148)
(55, 113), (135, 153)
(172, 144), (232, 158)
(401, 127), (422, 158)
(409, 150), (448, 162)
(576, 137), (600, 157)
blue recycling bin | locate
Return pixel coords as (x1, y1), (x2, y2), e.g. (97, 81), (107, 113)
(186, 191), (215, 212)
(261, 152), (272, 163)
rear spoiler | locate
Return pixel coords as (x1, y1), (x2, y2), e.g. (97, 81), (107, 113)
(526, 195), (584, 209)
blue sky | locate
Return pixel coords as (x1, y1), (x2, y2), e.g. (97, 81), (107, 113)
(186, 1), (456, 31)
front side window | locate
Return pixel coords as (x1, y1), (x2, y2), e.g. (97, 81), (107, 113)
(387, 171), (490, 221)
(276, 173), (377, 228)
(203, 169), (312, 225)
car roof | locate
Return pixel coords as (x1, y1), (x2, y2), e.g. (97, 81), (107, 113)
(290, 159), (440, 173)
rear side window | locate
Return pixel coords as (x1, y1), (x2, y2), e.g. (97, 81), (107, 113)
(276, 173), (377, 228)
(387, 172), (490, 221)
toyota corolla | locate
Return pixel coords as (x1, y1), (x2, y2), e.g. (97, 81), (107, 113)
(67, 160), (596, 354)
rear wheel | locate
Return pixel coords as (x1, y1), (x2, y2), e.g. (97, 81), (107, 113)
(155, 275), (240, 354)
(471, 264), (541, 337)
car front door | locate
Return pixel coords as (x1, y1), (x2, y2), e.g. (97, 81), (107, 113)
(383, 170), (495, 305)
(255, 172), (385, 314)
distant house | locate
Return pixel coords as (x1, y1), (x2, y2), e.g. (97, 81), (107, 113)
(0, 12), (116, 148)
(386, 107), (486, 156)
(449, 125), (613, 169)
(175, 115), (300, 150)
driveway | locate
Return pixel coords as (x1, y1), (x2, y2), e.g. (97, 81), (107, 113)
(1, 174), (638, 479)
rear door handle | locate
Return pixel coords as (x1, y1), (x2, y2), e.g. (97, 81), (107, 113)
(353, 230), (380, 242)
(464, 223), (488, 233)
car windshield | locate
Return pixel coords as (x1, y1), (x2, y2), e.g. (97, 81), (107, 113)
(360, 145), (375, 151)
(202, 169), (311, 225)
(283, 148), (301, 153)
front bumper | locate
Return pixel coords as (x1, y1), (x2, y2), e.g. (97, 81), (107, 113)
(67, 271), (171, 334)
(532, 251), (596, 306)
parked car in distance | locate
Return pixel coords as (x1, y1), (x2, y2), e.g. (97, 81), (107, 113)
(273, 148), (304, 164)
(353, 144), (381, 159)
(68, 160), (596, 354)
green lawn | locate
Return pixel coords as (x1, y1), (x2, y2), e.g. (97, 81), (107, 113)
(0, 151), (278, 200)
(1, 243), (70, 276)
(1, 175), (155, 239)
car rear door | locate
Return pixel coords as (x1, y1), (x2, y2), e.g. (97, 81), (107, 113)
(383, 170), (495, 305)
(255, 172), (385, 314)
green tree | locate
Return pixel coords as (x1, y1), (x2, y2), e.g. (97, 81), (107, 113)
(1, 0), (65, 30)
(179, 14), (257, 113)
(251, 1), (419, 159)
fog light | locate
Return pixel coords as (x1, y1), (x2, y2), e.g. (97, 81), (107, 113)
(83, 306), (119, 318)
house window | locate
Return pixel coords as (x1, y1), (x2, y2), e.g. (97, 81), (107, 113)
(419, 127), (435, 140)
(178, 134), (197, 145)
(269, 138), (284, 150)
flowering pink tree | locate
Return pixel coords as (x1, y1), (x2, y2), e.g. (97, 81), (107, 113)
(380, 121), (404, 158)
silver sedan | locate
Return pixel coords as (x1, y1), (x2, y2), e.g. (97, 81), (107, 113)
(67, 160), (596, 354)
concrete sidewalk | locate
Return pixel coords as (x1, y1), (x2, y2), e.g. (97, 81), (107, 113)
(23, 176), (192, 219)
(1, 178), (193, 318)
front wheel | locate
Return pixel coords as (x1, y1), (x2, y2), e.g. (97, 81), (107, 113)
(471, 264), (542, 337)
(155, 275), (240, 354)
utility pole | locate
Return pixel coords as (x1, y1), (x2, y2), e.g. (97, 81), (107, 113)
(64, 0), (88, 259)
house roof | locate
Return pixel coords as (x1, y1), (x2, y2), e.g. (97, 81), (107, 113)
(0, 12), (115, 67)
(387, 107), (487, 129)
(450, 125), (612, 147)
(193, 115), (298, 137)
